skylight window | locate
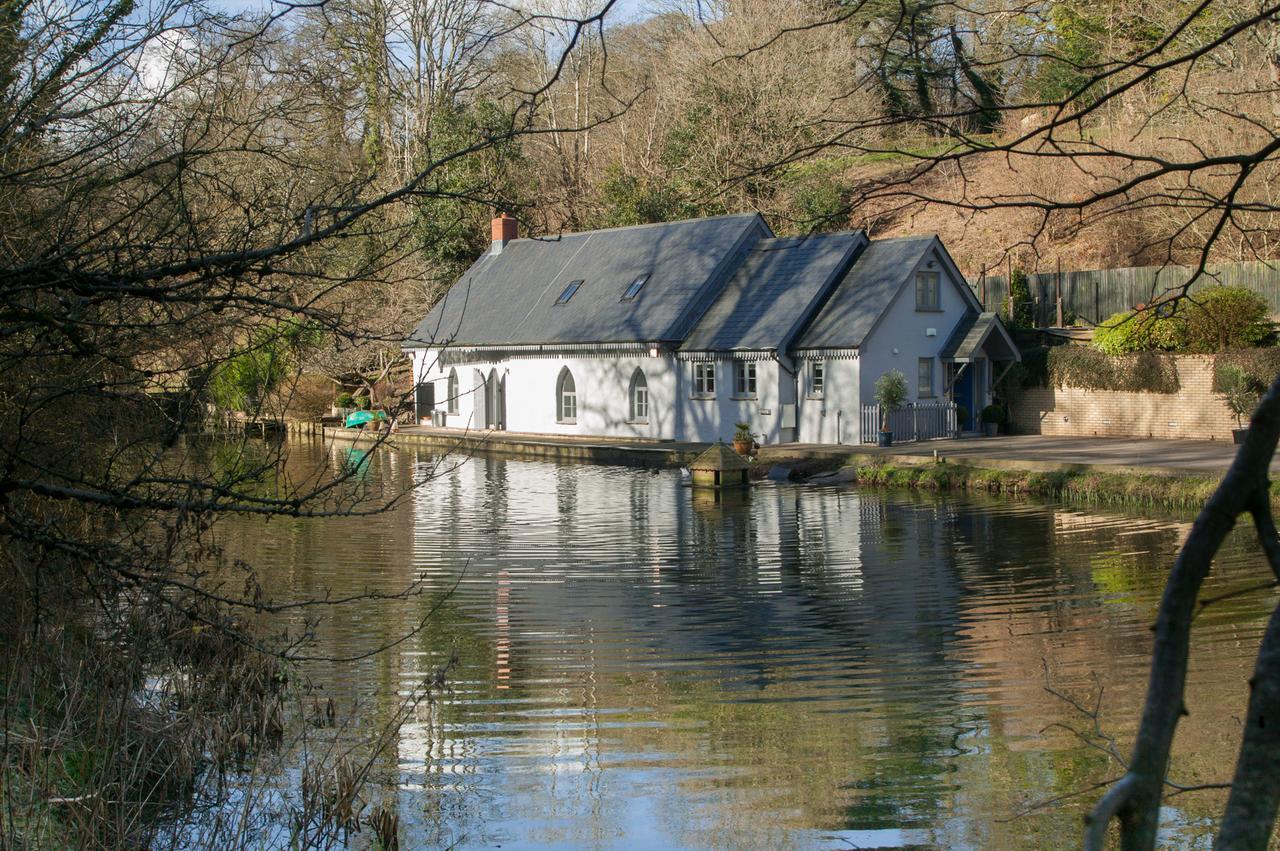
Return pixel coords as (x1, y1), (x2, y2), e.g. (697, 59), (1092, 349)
(555, 280), (583, 305)
(621, 273), (649, 302)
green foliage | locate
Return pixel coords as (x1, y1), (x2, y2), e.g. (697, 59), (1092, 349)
(1092, 309), (1186, 354)
(1033, 3), (1108, 105)
(1048, 346), (1180, 393)
(734, 421), (751, 440)
(1008, 268), (1033, 328)
(413, 102), (528, 274)
(784, 171), (853, 232)
(335, 392), (355, 408)
(980, 403), (1006, 424)
(209, 321), (319, 412)
(1013, 346), (1049, 387)
(874, 370), (908, 412)
(1216, 363), (1262, 428)
(1181, 286), (1273, 353)
(1213, 349), (1280, 393)
(598, 170), (694, 228)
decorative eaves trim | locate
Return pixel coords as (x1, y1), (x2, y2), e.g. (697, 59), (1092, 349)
(676, 350), (777, 362)
(791, 348), (859, 360)
(436, 342), (663, 365)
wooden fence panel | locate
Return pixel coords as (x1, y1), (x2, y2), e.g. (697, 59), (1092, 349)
(970, 259), (1280, 327)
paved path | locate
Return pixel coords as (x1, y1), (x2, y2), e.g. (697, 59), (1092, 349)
(764, 434), (1260, 477)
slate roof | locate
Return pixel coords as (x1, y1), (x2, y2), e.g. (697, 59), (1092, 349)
(939, 311), (1020, 362)
(679, 232), (866, 352)
(405, 213), (767, 348)
(792, 236), (937, 350)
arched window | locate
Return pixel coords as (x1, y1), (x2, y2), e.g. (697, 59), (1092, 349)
(447, 368), (459, 414)
(556, 367), (577, 423)
(628, 368), (649, 423)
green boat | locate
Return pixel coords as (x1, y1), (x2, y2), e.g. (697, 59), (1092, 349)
(343, 410), (387, 428)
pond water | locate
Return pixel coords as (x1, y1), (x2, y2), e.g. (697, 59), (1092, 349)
(202, 438), (1276, 849)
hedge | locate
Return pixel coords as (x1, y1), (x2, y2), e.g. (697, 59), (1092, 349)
(1212, 348), (1280, 393)
(1046, 346), (1180, 393)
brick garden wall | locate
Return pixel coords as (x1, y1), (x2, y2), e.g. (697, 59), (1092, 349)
(1009, 355), (1239, 440)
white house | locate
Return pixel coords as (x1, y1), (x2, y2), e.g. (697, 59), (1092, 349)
(404, 213), (1018, 445)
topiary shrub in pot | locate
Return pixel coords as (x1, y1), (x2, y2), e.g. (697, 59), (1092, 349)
(874, 370), (908, 446)
(1217, 363), (1263, 444)
(980, 403), (1006, 437)
(732, 422), (754, 456)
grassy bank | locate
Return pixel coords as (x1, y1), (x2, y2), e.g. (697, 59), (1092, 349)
(758, 456), (1240, 513)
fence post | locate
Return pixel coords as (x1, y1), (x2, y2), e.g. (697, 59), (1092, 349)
(912, 403), (919, 441)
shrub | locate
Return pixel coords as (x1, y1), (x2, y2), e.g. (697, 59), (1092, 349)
(335, 392), (355, 408)
(1047, 346), (1180, 393)
(1217, 363), (1263, 428)
(874, 370), (908, 411)
(1214, 348), (1280, 392)
(981, 403), (1006, 424)
(1013, 347), (1049, 387)
(1181, 286), (1273, 352)
(1092, 309), (1185, 354)
(1009, 268), (1034, 328)
(874, 370), (908, 431)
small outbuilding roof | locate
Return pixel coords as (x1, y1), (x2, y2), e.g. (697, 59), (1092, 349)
(405, 213), (768, 348)
(680, 232), (866, 352)
(791, 236), (937, 350)
(689, 441), (751, 472)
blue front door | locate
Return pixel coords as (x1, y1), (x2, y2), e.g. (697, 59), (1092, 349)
(952, 364), (976, 431)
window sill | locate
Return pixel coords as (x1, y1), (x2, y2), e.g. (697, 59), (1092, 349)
(626, 419), (649, 425)
(730, 395), (758, 401)
(915, 307), (944, 313)
(690, 394), (716, 401)
(557, 419), (577, 425)
(805, 394), (825, 400)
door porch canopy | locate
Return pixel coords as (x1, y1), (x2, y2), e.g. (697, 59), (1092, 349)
(939, 311), (1020, 365)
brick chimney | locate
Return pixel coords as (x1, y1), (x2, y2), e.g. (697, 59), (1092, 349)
(491, 212), (518, 254)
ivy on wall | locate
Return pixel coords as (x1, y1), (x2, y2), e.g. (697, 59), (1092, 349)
(1040, 347), (1181, 394)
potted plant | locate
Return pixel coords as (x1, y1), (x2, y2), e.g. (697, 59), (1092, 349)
(1219, 364), (1262, 444)
(954, 405), (969, 438)
(732, 422), (754, 456)
(874, 370), (907, 447)
(980, 403), (1005, 437)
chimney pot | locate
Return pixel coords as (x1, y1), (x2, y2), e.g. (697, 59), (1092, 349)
(491, 213), (518, 253)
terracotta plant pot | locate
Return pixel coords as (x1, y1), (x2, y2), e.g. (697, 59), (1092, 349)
(733, 438), (752, 456)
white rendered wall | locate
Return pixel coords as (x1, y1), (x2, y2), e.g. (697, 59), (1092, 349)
(858, 248), (975, 410)
(410, 350), (795, 443)
(796, 356), (861, 444)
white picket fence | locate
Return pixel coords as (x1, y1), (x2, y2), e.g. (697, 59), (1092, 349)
(859, 401), (958, 444)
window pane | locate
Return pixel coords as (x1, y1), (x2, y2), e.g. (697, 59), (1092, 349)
(622, 274), (649, 301)
(556, 280), (583, 304)
(811, 361), (824, 395)
(916, 272), (939, 310)
(918, 358), (933, 395)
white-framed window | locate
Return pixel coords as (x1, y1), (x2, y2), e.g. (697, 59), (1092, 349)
(808, 360), (824, 398)
(446, 368), (459, 414)
(918, 357), (935, 397)
(629, 368), (649, 422)
(692, 362), (715, 397)
(733, 361), (757, 397)
(556, 367), (577, 423)
(915, 271), (940, 311)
